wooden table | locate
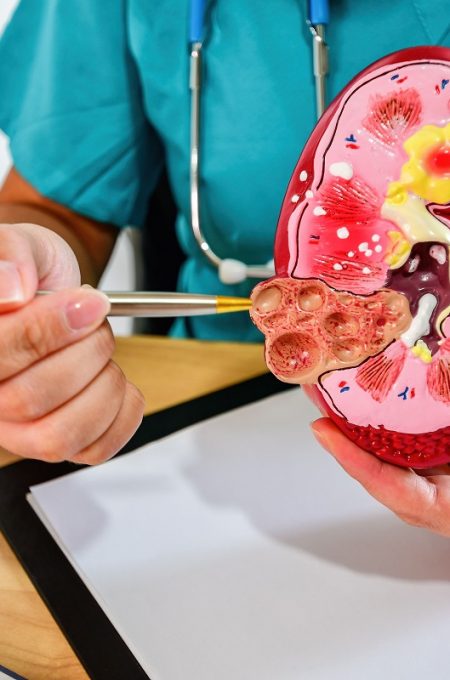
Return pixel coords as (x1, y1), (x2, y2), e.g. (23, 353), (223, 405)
(0, 336), (267, 679)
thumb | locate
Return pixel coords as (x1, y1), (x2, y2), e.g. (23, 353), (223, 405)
(0, 223), (80, 312)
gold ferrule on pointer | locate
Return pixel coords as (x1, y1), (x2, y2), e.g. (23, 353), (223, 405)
(216, 296), (252, 314)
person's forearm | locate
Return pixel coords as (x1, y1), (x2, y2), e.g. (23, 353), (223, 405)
(0, 203), (99, 284)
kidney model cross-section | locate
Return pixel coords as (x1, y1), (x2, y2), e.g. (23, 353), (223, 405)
(251, 47), (450, 469)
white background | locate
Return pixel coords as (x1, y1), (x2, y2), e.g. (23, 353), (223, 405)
(0, 0), (135, 334)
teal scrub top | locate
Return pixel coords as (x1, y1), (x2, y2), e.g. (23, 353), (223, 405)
(0, 1), (449, 340)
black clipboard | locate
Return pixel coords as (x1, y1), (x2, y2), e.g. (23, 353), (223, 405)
(0, 373), (291, 680)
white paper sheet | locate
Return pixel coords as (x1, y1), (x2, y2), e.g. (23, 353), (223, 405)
(28, 389), (450, 680)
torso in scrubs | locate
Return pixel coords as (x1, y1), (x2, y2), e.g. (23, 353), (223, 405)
(0, 1), (449, 340)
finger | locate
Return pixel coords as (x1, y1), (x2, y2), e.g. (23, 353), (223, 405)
(0, 287), (110, 381)
(16, 223), (81, 290)
(0, 361), (127, 462)
(0, 224), (80, 310)
(71, 383), (145, 465)
(0, 226), (39, 310)
(0, 321), (114, 422)
(310, 418), (438, 521)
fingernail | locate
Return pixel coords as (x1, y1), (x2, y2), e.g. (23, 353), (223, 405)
(65, 290), (110, 331)
(0, 261), (24, 302)
(310, 423), (332, 453)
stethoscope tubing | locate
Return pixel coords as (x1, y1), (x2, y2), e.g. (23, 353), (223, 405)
(188, 0), (329, 284)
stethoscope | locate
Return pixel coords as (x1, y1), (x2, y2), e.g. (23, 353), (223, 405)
(189, 0), (329, 285)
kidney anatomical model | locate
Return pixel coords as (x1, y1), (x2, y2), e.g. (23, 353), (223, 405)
(251, 47), (450, 468)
